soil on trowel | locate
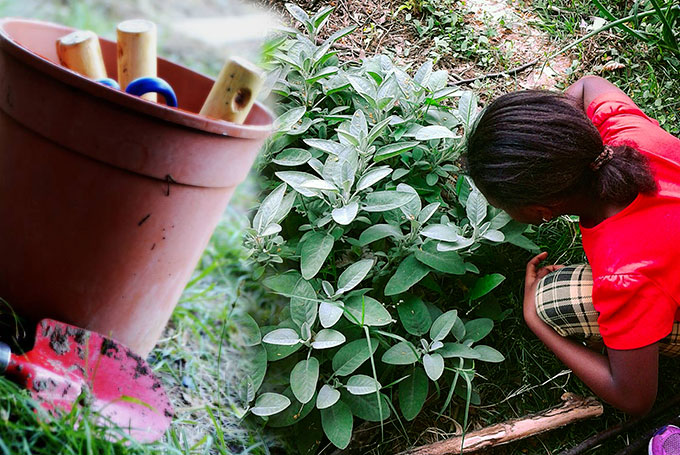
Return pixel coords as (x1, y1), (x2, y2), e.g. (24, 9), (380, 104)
(126, 350), (150, 379)
(49, 326), (70, 356)
(100, 338), (119, 357)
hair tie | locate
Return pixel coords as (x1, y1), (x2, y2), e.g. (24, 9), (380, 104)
(590, 146), (614, 171)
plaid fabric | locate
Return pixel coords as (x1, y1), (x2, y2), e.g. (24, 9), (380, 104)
(535, 264), (680, 357)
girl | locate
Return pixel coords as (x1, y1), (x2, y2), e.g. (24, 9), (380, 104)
(465, 76), (680, 450)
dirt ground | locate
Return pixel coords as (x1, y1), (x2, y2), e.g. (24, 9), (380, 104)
(257, 0), (577, 99)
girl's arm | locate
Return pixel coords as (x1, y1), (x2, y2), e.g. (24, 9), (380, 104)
(524, 253), (659, 416)
(565, 75), (628, 112)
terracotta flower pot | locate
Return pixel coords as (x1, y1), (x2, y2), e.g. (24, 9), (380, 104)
(0, 18), (273, 356)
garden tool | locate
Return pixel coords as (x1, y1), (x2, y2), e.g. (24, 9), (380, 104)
(117, 19), (157, 102)
(200, 56), (265, 124)
(0, 318), (173, 442)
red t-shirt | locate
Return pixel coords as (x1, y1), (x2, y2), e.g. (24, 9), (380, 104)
(581, 91), (680, 350)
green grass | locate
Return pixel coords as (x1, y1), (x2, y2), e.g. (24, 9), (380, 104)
(530, 0), (680, 134)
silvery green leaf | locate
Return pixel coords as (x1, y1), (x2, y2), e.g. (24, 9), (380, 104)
(304, 139), (345, 155)
(438, 342), (481, 359)
(306, 66), (339, 84)
(324, 24), (357, 45)
(312, 5), (334, 28)
(308, 157), (324, 176)
(346, 375), (381, 395)
(430, 310), (458, 342)
(300, 321), (312, 341)
(253, 184), (286, 233)
(474, 345), (505, 363)
(392, 168), (410, 180)
(418, 202), (440, 224)
(384, 254), (430, 296)
(374, 141), (419, 162)
(362, 191), (416, 212)
(332, 202), (359, 225)
(350, 110), (368, 138)
(301, 232), (334, 279)
(322, 281), (335, 298)
(357, 167), (393, 191)
(482, 229), (505, 242)
(262, 328), (301, 346)
(319, 301), (344, 328)
(366, 116), (393, 144)
(301, 179), (337, 191)
(401, 124), (423, 138)
(316, 385), (341, 409)
(336, 259), (374, 295)
(430, 340), (444, 351)
(426, 70), (448, 91)
(358, 223), (403, 246)
(337, 129), (360, 147)
(415, 125), (457, 140)
(273, 190), (296, 224)
(290, 278), (318, 328)
(420, 338), (429, 351)
(423, 353), (445, 381)
(437, 237), (475, 252)
(397, 183), (421, 219)
(393, 67), (413, 96)
(274, 106), (306, 132)
(414, 59), (433, 86)
(290, 118), (319, 136)
(276, 171), (322, 197)
(466, 190), (487, 227)
(273, 148), (312, 166)
(261, 223), (282, 236)
(489, 212), (512, 230)
(311, 329), (346, 349)
(421, 224), (459, 242)
(347, 75), (377, 101)
(284, 3), (310, 24)
(251, 392), (291, 416)
(344, 295), (393, 327)
(458, 90), (479, 128)
(290, 358), (319, 404)
(381, 341), (420, 365)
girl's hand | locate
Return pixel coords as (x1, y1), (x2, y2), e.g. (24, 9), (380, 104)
(523, 252), (563, 327)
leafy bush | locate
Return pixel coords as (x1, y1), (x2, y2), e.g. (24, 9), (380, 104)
(240, 4), (538, 451)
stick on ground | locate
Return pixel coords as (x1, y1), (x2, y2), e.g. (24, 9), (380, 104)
(399, 394), (603, 455)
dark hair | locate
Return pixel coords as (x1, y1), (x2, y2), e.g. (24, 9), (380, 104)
(464, 90), (657, 208)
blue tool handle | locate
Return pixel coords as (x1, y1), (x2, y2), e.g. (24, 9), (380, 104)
(96, 78), (120, 89)
(125, 77), (178, 107)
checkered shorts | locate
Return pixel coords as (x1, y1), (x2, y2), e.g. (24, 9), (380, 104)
(535, 264), (680, 357)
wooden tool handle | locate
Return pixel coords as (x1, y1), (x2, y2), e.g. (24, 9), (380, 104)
(199, 57), (264, 124)
(117, 19), (157, 102)
(56, 30), (108, 80)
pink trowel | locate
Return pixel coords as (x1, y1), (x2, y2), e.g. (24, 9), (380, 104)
(0, 318), (173, 442)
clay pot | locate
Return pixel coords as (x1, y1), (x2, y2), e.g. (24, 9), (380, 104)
(0, 18), (272, 356)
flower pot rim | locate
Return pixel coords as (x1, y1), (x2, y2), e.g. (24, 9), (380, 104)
(0, 17), (274, 140)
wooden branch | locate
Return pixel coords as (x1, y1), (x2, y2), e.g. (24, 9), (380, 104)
(400, 394), (603, 455)
(559, 391), (680, 455)
(451, 59), (539, 86)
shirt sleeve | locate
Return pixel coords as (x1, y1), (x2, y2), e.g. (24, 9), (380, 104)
(592, 273), (676, 350)
(586, 91), (660, 146)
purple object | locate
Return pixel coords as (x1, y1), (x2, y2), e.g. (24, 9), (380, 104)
(649, 425), (680, 455)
